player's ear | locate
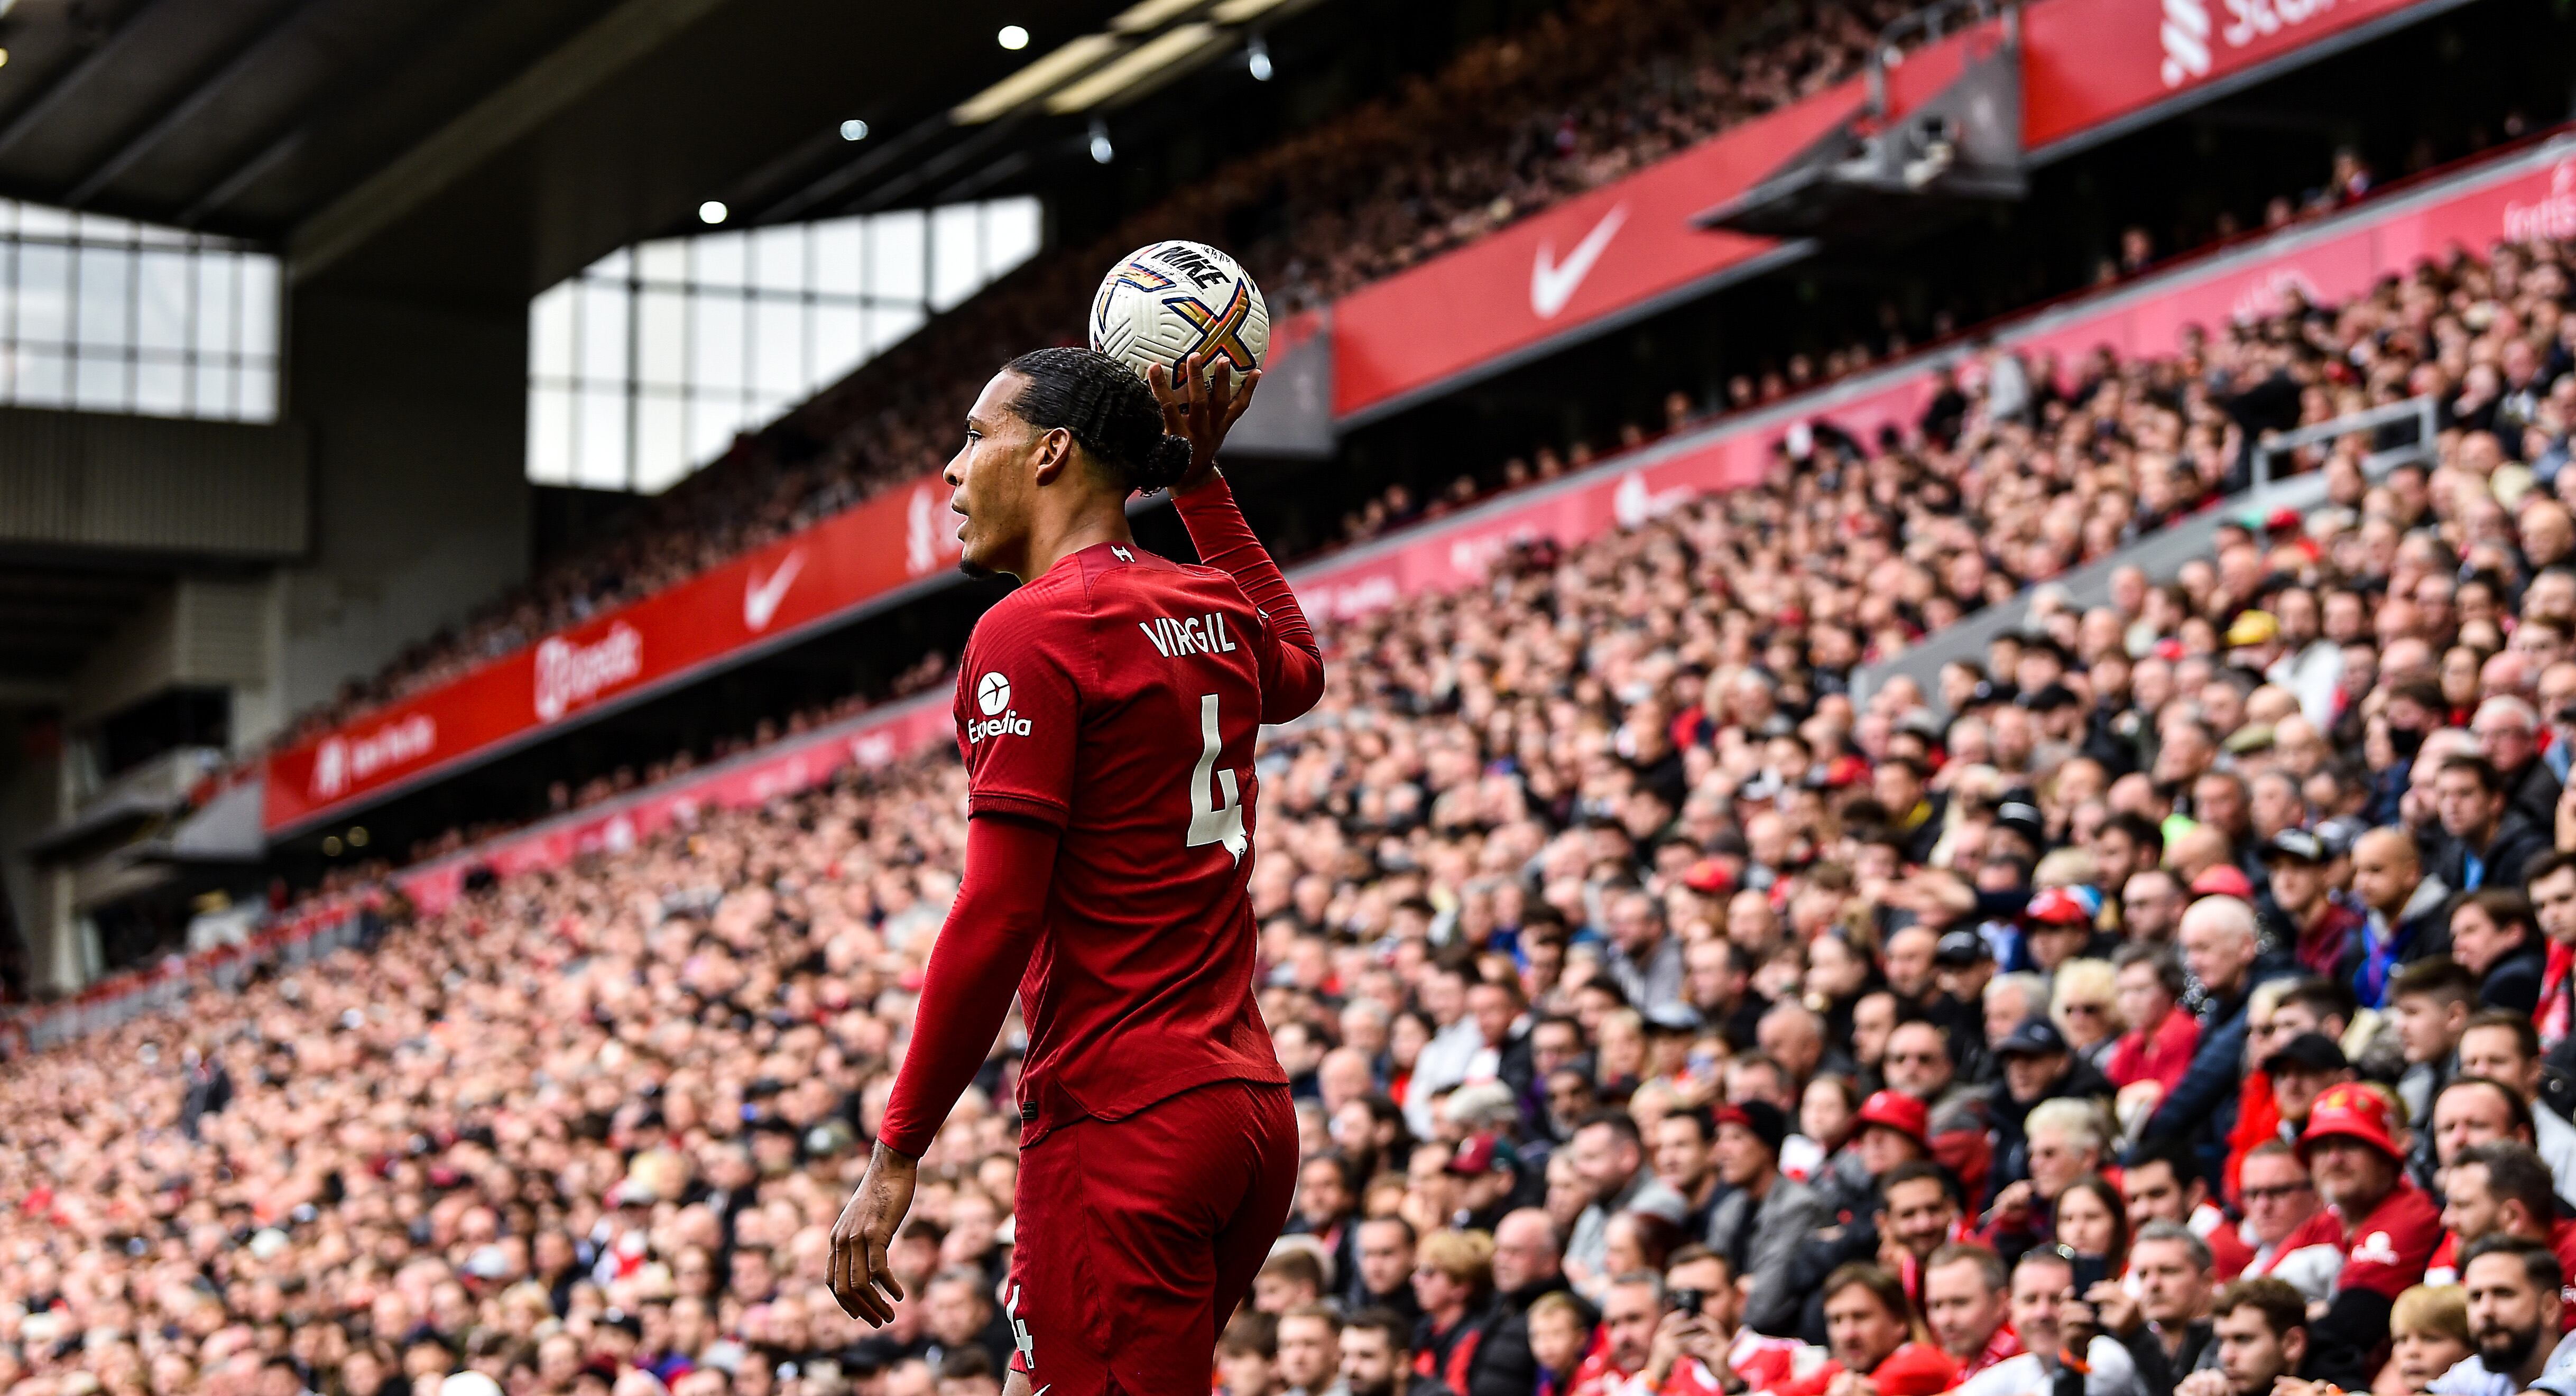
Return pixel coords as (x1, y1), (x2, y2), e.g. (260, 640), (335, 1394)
(1029, 426), (1075, 486)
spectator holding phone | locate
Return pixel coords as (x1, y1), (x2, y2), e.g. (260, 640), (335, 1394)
(1963, 1247), (2152, 1396)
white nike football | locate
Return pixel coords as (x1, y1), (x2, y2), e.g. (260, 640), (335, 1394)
(1088, 240), (1270, 384)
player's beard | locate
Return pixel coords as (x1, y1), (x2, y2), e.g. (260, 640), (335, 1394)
(956, 557), (998, 580)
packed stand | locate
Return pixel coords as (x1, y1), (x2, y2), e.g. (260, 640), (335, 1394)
(248, 0), (1924, 759)
(10, 234), (2576, 1396)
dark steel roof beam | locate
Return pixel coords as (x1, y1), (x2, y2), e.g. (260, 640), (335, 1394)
(0, 0), (178, 163)
(285, 0), (732, 285)
(62, 0), (324, 210)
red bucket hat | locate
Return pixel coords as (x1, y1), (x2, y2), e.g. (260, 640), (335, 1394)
(2297, 1081), (2403, 1163)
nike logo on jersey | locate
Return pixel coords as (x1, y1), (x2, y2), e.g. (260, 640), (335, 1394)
(743, 550), (805, 631)
(1138, 612), (1239, 657)
(1530, 203), (1628, 318)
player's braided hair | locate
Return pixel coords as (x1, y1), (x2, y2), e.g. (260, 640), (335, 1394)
(1004, 347), (1197, 494)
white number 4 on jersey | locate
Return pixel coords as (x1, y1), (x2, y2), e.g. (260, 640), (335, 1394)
(1186, 693), (1248, 863)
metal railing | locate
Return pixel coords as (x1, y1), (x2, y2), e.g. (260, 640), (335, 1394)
(1, 904), (377, 1057)
(2250, 393), (2440, 495)
(1853, 394), (2439, 713)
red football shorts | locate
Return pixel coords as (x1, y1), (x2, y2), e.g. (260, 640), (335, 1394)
(1002, 1080), (1297, 1395)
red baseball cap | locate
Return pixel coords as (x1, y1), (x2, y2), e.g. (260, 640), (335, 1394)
(1854, 1090), (1929, 1148)
(2297, 1081), (2403, 1163)
(2190, 865), (2255, 900)
(1683, 858), (1735, 895)
(2023, 886), (2092, 927)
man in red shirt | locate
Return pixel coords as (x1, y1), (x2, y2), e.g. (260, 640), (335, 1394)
(826, 349), (1325, 1396)
(1761, 1265), (1962, 1396)
(2295, 1081), (2445, 1386)
(2119, 1136), (2254, 1281)
(2425, 1140), (2576, 1311)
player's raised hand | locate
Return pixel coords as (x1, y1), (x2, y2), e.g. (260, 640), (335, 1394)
(1148, 350), (1261, 492)
(828, 1143), (919, 1326)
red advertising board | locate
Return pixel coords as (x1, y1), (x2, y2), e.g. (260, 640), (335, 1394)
(263, 474), (966, 831)
(392, 691), (956, 917)
(1324, 0), (2459, 419)
(1324, 62), (1876, 419)
(1294, 134), (2576, 613)
(2021, 0), (2459, 155)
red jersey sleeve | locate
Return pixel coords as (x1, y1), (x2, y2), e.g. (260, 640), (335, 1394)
(1170, 470), (1324, 723)
(955, 585), (1085, 828)
(874, 814), (1060, 1159)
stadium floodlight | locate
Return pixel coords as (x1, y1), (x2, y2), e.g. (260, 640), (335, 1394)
(952, 33), (1125, 124)
(1045, 23), (1224, 112)
(698, 200), (728, 225)
(1110, 0), (1208, 31)
(1246, 35), (1272, 80)
(997, 24), (1030, 49)
(1089, 120), (1115, 165)
(1209, 0), (1306, 21)
(839, 119), (869, 141)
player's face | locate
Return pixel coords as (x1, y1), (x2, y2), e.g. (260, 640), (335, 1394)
(945, 372), (1050, 580)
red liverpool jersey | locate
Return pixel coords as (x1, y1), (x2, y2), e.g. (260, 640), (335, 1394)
(953, 538), (1300, 1139)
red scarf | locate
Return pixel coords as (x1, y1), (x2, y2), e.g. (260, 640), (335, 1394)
(1962, 1325), (2025, 1378)
(2544, 943), (2576, 1050)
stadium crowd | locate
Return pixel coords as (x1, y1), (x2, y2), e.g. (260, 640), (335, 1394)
(9, 231), (2576, 1396)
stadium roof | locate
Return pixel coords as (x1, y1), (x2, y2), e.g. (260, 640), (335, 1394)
(0, 0), (1137, 301)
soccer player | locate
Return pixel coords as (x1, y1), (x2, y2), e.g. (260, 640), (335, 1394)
(825, 347), (1324, 1396)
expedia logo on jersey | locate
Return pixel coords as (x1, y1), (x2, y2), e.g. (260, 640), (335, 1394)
(967, 710), (1034, 743)
(968, 671), (1033, 743)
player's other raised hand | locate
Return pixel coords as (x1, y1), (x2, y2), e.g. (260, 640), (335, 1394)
(1147, 350), (1261, 492)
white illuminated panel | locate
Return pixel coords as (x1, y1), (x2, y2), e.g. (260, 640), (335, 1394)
(527, 196), (1043, 493)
